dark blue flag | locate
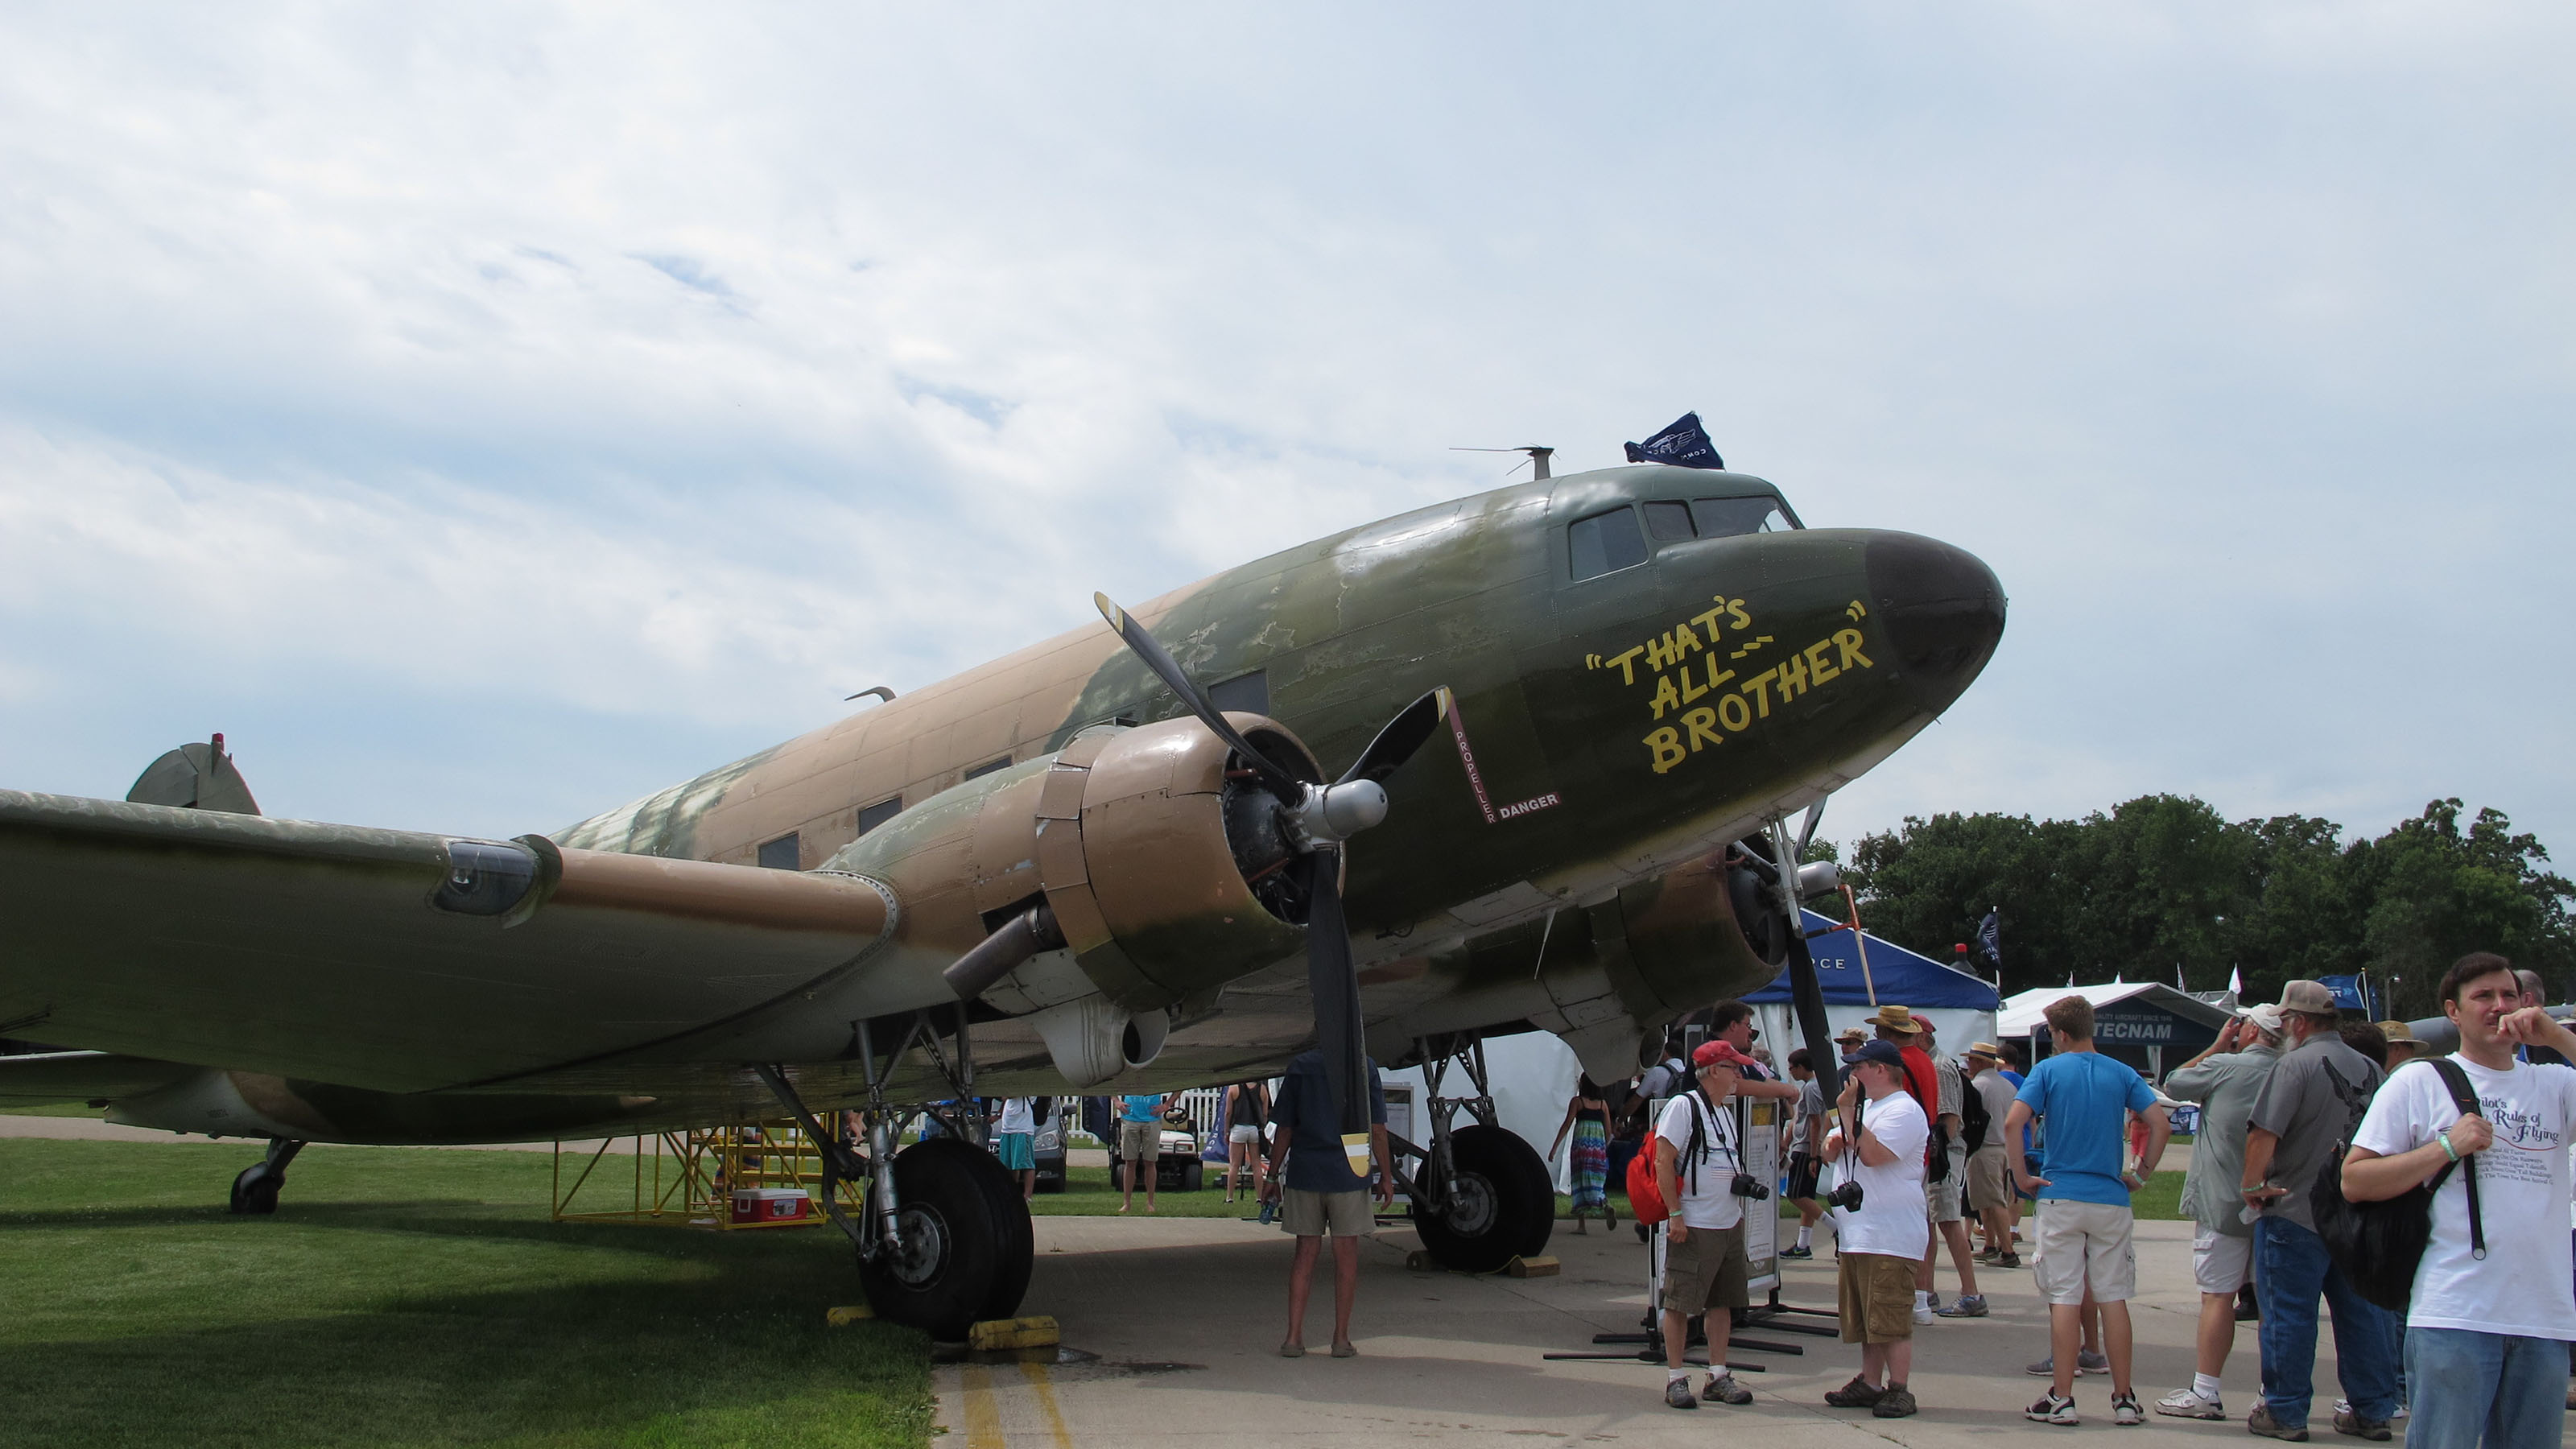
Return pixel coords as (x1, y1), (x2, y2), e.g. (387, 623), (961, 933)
(1623, 412), (1724, 470)
(1976, 910), (2003, 969)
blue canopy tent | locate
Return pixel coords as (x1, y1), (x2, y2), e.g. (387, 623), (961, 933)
(1744, 910), (2004, 1009)
(1745, 910), (2001, 1065)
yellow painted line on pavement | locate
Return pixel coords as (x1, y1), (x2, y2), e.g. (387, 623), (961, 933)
(1022, 1361), (1074, 1449)
(960, 1362), (1003, 1449)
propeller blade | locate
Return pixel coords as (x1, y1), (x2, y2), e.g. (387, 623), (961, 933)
(1302, 846), (1371, 1137)
(1093, 593), (1307, 799)
(1335, 687), (1451, 787)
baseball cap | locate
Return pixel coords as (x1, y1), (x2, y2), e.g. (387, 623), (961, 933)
(2279, 980), (2338, 1015)
(1834, 1025), (1867, 1044)
(1843, 1038), (1905, 1070)
(1693, 1039), (1757, 1071)
(2240, 1003), (2288, 1034)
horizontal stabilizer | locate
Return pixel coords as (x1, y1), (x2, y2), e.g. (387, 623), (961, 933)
(128, 734), (261, 815)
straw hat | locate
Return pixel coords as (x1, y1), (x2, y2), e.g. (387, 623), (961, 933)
(1834, 1025), (1868, 1046)
(1964, 1042), (2003, 1061)
(2377, 1020), (2425, 1055)
(1867, 1004), (1924, 1034)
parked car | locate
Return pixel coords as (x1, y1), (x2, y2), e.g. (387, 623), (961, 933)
(1107, 1121), (1206, 1192)
(1030, 1097), (1068, 1193)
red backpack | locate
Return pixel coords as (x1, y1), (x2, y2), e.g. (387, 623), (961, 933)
(1626, 1147), (1670, 1226)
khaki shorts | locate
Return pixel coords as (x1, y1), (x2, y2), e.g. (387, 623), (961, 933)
(1117, 1119), (1160, 1161)
(1662, 1222), (1749, 1315)
(2192, 1227), (2252, 1294)
(1838, 1251), (1919, 1344)
(1926, 1142), (1967, 1222)
(2032, 1199), (2138, 1304)
(1281, 1187), (1371, 1237)
(1966, 1146), (2011, 1212)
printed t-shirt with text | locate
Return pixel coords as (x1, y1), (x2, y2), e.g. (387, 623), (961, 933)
(1655, 1092), (1746, 1231)
(2015, 1051), (2155, 1206)
(1833, 1089), (1930, 1260)
(2350, 1055), (2576, 1340)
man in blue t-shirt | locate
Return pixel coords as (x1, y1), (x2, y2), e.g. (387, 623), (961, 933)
(1117, 1091), (1178, 1214)
(2003, 996), (2169, 1428)
(1265, 1050), (1392, 1358)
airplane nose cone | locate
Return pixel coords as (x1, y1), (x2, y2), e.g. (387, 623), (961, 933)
(1864, 534), (2006, 714)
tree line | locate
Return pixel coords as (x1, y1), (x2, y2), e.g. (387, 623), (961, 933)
(1824, 796), (2574, 1022)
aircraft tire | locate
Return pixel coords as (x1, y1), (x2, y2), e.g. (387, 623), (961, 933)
(856, 1139), (1034, 1340)
(228, 1162), (281, 1216)
(1409, 1124), (1554, 1273)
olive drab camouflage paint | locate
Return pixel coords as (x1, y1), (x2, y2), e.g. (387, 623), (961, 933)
(0, 464), (2003, 1141)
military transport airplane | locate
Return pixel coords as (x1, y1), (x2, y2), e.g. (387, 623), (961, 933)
(0, 462), (2003, 1336)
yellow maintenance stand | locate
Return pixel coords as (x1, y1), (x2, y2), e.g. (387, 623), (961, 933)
(550, 1118), (861, 1230)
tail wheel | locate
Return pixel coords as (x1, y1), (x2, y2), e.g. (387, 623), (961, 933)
(228, 1163), (282, 1216)
(1408, 1123), (1554, 1273)
(855, 1138), (1034, 1340)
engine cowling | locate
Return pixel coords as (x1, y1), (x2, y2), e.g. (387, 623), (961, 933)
(1029, 713), (1322, 1010)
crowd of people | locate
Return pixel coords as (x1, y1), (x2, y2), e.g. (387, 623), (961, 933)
(1570, 954), (2576, 1441)
(1109, 951), (2575, 1444)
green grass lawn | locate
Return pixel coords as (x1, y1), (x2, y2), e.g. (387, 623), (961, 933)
(0, 1138), (930, 1449)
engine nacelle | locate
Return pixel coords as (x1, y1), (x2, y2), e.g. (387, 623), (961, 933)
(1029, 713), (1321, 1010)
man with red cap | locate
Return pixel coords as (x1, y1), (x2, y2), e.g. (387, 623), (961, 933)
(1654, 1039), (1762, 1410)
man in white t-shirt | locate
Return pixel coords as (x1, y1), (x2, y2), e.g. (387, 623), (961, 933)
(2347, 952), (2576, 1447)
(1653, 1040), (1760, 1410)
(1819, 1038), (1930, 1420)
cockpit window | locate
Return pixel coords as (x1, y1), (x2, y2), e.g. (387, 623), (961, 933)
(1568, 506), (1649, 580)
(1641, 500), (1695, 542)
(1689, 496), (1794, 538)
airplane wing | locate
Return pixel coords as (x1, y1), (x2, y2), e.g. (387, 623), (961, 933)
(0, 1050), (200, 1107)
(0, 791), (896, 1095)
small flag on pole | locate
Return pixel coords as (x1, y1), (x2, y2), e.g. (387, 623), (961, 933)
(2228, 965), (2244, 996)
(1624, 412), (1725, 470)
(1976, 910), (2003, 971)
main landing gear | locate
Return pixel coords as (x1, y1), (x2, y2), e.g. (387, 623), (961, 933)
(758, 1009), (1035, 1341)
(1404, 1037), (1554, 1274)
(227, 1137), (304, 1215)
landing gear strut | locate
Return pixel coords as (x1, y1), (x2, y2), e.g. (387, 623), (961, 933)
(1405, 1037), (1554, 1273)
(756, 1006), (1034, 1340)
(227, 1137), (303, 1215)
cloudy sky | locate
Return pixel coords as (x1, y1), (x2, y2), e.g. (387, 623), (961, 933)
(1, 4), (2568, 862)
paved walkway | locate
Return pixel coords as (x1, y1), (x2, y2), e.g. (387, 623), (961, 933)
(938, 1207), (2317, 1447)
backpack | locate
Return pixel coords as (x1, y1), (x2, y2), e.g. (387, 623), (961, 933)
(2311, 1057), (2483, 1313)
(1626, 1092), (1727, 1228)
(1957, 1063), (1991, 1154)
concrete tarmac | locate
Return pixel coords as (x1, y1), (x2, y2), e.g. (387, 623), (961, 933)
(0, 1113), (642, 1154)
(939, 1208), (2343, 1447)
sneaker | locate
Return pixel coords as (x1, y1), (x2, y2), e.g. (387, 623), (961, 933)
(1996, 1251), (2022, 1268)
(2248, 1404), (2309, 1441)
(2079, 1348), (2111, 1375)
(2112, 1392), (2143, 1426)
(2330, 1398), (2402, 1423)
(1824, 1375), (1886, 1409)
(1781, 1244), (1812, 1259)
(1935, 1294), (1989, 1318)
(1926, 1290), (1943, 1311)
(2155, 1387), (2226, 1420)
(1873, 1386), (1919, 1419)
(1913, 1301), (1937, 1324)
(1975, 1246), (2000, 1263)
(2027, 1393), (2080, 1426)
(1702, 1373), (1752, 1406)
(2026, 1356), (2058, 1377)
(2330, 1408), (2390, 1442)
(1664, 1377), (1699, 1410)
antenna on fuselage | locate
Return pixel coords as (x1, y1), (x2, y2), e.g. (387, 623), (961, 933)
(1450, 445), (1553, 481)
(843, 685), (897, 704)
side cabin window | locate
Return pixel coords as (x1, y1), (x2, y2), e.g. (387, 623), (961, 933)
(758, 832), (801, 870)
(856, 796), (902, 836)
(1567, 506), (1649, 581)
(1208, 671), (1268, 716)
(961, 756), (1012, 782)
(1689, 495), (1794, 538)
